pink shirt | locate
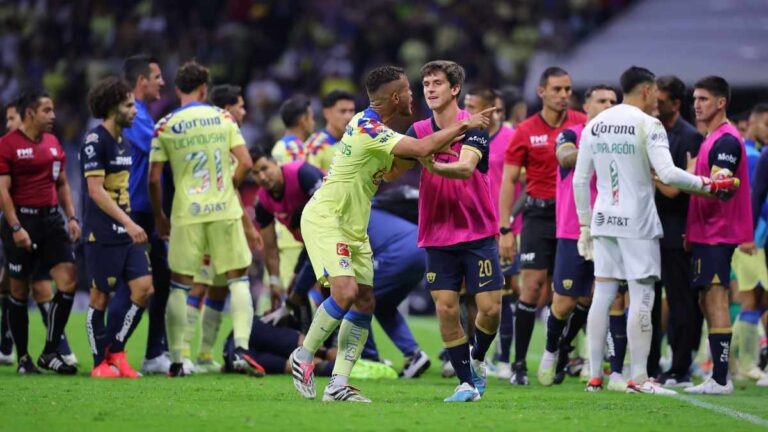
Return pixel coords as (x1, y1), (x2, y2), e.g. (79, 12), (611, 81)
(556, 124), (597, 240)
(488, 125), (522, 234)
(257, 161), (309, 242)
(415, 110), (499, 248)
(686, 122), (753, 245)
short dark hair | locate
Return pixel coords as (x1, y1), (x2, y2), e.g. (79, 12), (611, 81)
(364, 66), (405, 94)
(88, 77), (133, 120)
(279, 95), (311, 128)
(175, 61), (210, 94)
(585, 84), (617, 100)
(16, 89), (51, 121)
(752, 103), (768, 116)
(539, 67), (569, 87)
(249, 145), (273, 163)
(620, 66), (655, 94)
(466, 85), (498, 107)
(500, 86), (523, 118)
(209, 84), (242, 109)
(656, 75), (685, 103)
(694, 76), (731, 107)
(322, 90), (355, 108)
(420, 60), (466, 89)
(123, 54), (159, 86)
(4, 98), (18, 113)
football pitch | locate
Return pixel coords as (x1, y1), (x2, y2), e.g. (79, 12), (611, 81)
(1, 312), (768, 432)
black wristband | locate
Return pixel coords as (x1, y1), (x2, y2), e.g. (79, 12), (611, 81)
(68, 217), (79, 224)
(10, 223), (21, 233)
(499, 226), (512, 235)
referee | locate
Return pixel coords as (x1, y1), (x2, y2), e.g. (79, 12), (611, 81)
(0, 90), (80, 374)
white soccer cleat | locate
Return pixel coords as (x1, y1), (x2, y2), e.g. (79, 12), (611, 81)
(496, 362), (512, 380)
(194, 358), (222, 373)
(444, 382), (481, 402)
(626, 380), (678, 396)
(289, 347), (316, 399)
(684, 378), (733, 395)
(400, 350), (431, 379)
(322, 384), (371, 403)
(0, 351), (14, 365)
(537, 351), (557, 387)
(141, 354), (171, 374)
(61, 353), (78, 367)
(757, 374), (768, 387)
(607, 372), (627, 392)
(182, 358), (196, 375)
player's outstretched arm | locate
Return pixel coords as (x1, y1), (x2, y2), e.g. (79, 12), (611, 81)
(392, 107), (494, 159)
(86, 176), (147, 244)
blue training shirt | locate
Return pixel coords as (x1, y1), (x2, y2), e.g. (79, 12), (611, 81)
(123, 98), (154, 214)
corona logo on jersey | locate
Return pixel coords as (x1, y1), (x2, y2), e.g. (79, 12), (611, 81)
(590, 122), (636, 137)
(170, 116), (222, 135)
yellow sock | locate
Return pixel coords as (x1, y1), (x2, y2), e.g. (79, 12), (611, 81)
(331, 311), (371, 378)
(183, 304), (200, 360)
(228, 277), (253, 350)
(198, 304), (223, 358)
(165, 283), (189, 363)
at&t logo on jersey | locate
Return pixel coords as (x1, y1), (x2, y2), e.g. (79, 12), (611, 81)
(595, 212), (629, 227)
(529, 135), (548, 147)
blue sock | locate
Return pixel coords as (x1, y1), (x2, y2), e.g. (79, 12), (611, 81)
(498, 294), (515, 362)
(709, 332), (731, 386)
(545, 311), (568, 354)
(86, 307), (106, 366)
(205, 298), (226, 312)
(609, 312), (627, 374)
(446, 340), (473, 385)
(187, 295), (202, 309)
(472, 326), (497, 361)
(109, 302), (145, 353)
(105, 284), (131, 350)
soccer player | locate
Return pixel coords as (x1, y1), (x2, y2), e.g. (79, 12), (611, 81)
(684, 76), (753, 395)
(121, 54), (171, 374)
(464, 86), (519, 380)
(499, 67), (587, 384)
(574, 66), (739, 394)
(149, 61), (257, 377)
(404, 60), (500, 402)
(537, 84), (618, 386)
(0, 90), (81, 374)
(289, 65), (491, 402)
(82, 77), (154, 378)
(653, 76), (704, 387)
(0, 100), (75, 367)
(306, 90), (356, 172)
(272, 95), (314, 165)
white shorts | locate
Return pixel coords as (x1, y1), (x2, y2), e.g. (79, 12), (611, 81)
(593, 236), (660, 281)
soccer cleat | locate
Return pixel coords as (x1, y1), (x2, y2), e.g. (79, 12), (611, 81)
(566, 357), (585, 377)
(323, 384), (372, 403)
(607, 372), (627, 392)
(470, 357), (487, 396)
(37, 352), (77, 375)
(684, 378), (733, 395)
(107, 351), (141, 378)
(0, 350), (14, 365)
(509, 360), (529, 385)
(182, 358), (196, 375)
(756, 374), (768, 387)
(552, 348), (571, 385)
(233, 348), (266, 377)
(289, 347), (316, 399)
(735, 367), (766, 381)
(496, 362), (512, 380)
(626, 380), (678, 395)
(537, 351), (557, 387)
(141, 354), (171, 374)
(657, 372), (693, 388)
(194, 357), (222, 373)
(17, 354), (41, 375)
(91, 361), (120, 378)
(168, 362), (186, 378)
(444, 382), (481, 402)
(400, 350), (431, 378)
(61, 353), (78, 367)
(585, 377), (603, 392)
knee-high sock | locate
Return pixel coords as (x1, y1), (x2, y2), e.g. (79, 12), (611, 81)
(514, 300), (536, 363)
(7, 295), (29, 357)
(183, 295), (202, 359)
(545, 309), (568, 354)
(0, 293), (12, 354)
(587, 280), (618, 379)
(608, 311), (628, 374)
(735, 310), (760, 372)
(561, 303), (589, 349)
(86, 307), (106, 366)
(497, 294), (515, 363)
(301, 297), (347, 356)
(38, 301), (72, 355)
(627, 279), (655, 383)
(198, 298), (225, 359)
(165, 282), (190, 363)
(472, 323), (497, 361)
(110, 302), (145, 353)
(445, 337), (473, 386)
(146, 237), (170, 359)
(709, 329), (732, 386)
(228, 277), (253, 350)
(43, 291), (74, 354)
(331, 310), (372, 380)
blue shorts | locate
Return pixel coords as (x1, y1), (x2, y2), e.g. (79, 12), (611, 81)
(85, 242), (152, 293)
(425, 236), (504, 294)
(553, 239), (594, 297)
(500, 253), (521, 277)
(691, 243), (736, 289)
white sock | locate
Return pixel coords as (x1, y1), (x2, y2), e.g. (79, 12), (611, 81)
(540, 350), (556, 370)
(627, 278), (655, 383)
(587, 280), (619, 380)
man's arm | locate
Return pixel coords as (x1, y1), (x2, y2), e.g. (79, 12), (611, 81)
(231, 144), (253, 187)
(555, 129), (579, 168)
(422, 147), (480, 179)
(392, 107), (494, 159)
(384, 157), (416, 182)
(0, 176), (19, 227)
(752, 149), (768, 230)
(86, 176), (147, 244)
(148, 161), (168, 239)
(56, 169), (80, 242)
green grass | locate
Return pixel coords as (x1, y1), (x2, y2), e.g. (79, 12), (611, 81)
(1, 312), (768, 431)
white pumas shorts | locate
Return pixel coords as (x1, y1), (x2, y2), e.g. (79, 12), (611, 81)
(593, 236), (661, 281)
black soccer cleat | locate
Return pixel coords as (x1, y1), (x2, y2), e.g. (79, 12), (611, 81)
(18, 354), (41, 375)
(168, 362), (186, 378)
(553, 347), (571, 385)
(37, 352), (77, 375)
(510, 360), (529, 385)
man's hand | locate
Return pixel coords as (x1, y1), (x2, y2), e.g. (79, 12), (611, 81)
(499, 232), (517, 260)
(269, 275), (285, 310)
(686, 152), (696, 174)
(126, 221), (148, 244)
(245, 225), (263, 251)
(260, 303), (290, 326)
(577, 226), (593, 261)
(68, 219), (81, 242)
(155, 215), (171, 240)
(702, 175), (740, 200)
(466, 107), (495, 130)
(13, 228), (32, 251)
(739, 242), (758, 255)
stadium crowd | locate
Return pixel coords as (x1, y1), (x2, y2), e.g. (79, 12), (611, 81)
(2, 0), (768, 403)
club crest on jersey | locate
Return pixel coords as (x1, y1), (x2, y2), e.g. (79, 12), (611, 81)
(426, 272), (436, 283)
(336, 242), (350, 257)
(562, 279), (573, 290)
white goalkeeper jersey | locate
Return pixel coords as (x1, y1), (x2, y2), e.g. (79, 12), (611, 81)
(573, 104), (704, 239)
